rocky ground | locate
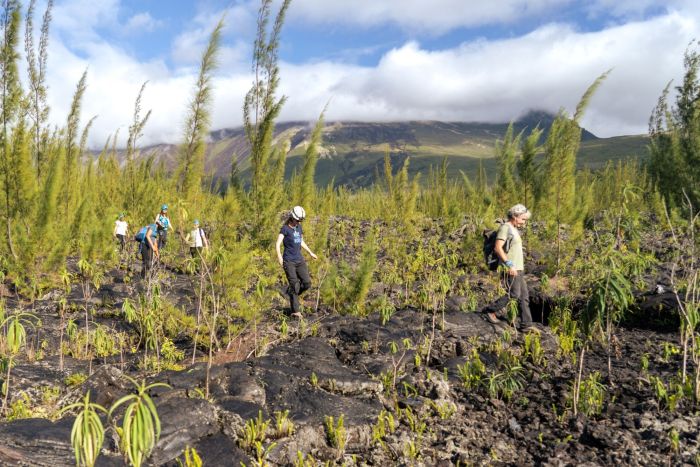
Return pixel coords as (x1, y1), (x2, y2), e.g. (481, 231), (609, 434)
(1, 292), (697, 466)
(0, 224), (697, 466)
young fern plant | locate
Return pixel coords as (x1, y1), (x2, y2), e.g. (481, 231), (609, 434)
(109, 376), (170, 467)
(59, 391), (108, 467)
(575, 263), (632, 414)
(1, 312), (40, 415)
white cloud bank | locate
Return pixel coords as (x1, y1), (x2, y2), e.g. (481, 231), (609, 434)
(40, 0), (700, 148)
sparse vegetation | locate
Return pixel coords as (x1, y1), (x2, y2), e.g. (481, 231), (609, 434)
(0, 2), (696, 467)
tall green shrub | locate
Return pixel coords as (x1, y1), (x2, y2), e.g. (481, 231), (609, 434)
(24, 0), (52, 179)
(540, 71), (609, 266)
(299, 108), (325, 208)
(649, 45), (700, 211)
(495, 122), (521, 208)
(176, 19), (223, 205)
(244, 0), (292, 245)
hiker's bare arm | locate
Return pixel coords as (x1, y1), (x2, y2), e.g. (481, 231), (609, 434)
(275, 234), (284, 266)
(147, 229), (159, 257)
(301, 240), (317, 260)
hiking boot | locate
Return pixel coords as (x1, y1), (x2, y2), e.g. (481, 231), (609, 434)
(484, 312), (500, 324)
(519, 323), (541, 334)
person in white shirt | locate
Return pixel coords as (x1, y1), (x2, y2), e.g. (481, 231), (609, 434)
(113, 213), (129, 252)
(186, 219), (209, 258)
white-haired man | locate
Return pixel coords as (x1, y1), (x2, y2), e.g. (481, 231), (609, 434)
(483, 204), (539, 333)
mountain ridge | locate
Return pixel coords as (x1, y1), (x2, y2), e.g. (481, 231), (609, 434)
(119, 114), (648, 188)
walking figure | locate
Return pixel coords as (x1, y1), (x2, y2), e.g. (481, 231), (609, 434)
(275, 206), (317, 316)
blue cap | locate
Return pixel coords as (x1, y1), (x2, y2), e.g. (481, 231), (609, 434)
(161, 204), (168, 211)
(193, 219), (199, 225)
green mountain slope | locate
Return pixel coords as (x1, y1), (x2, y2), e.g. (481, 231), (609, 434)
(131, 117), (649, 188)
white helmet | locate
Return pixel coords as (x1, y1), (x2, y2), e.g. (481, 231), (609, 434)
(290, 206), (306, 221)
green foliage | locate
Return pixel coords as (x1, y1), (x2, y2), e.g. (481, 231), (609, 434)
(457, 348), (486, 390)
(60, 391), (108, 467)
(428, 400), (456, 420)
(517, 126), (543, 208)
(524, 331), (545, 366)
(176, 19), (223, 204)
(273, 409), (295, 438)
(371, 409), (396, 447)
(573, 371), (606, 416)
(383, 151), (420, 230)
(539, 71), (610, 265)
(65, 372), (88, 387)
(177, 447), (202, 467)
(549, 304), (578, 364)
(320, 234), (377, 315)
(581, 265), (633, 340)
(244, 0), (292, 245)
(495, 122), (522, 207)
(109, 377), (170, 467)
(324, 414), (347, 456)
(240, 410), (270, 451)
(649, 375), (688, 412)
(347, 233), (377, 315)
(649, 43), (700, 210)
(487, 356), (525, 401)
(298, 107), (325, 208)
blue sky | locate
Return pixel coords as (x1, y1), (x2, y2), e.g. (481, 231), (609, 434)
(33, 0), (700, 146)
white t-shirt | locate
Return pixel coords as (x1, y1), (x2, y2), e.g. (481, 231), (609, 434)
(115, 220), (128, 236)
(189, 228), (206, 248)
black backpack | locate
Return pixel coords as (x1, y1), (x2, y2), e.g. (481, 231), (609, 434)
(483, 223), (513, 271)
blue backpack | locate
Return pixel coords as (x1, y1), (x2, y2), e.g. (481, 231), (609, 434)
(134, 226), (149, 243)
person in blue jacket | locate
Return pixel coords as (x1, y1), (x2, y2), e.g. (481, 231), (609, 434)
(275, 206), (317, 316)
(154, 204), (172, 250)
(141, 224), (159, 278)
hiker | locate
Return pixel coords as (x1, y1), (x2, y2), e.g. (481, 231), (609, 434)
(186, 219), (209, 258)
(275, 206), (317, 315)
(140, 224), (159, 278)
(154, 204), (172, 250)
(114, 213), (128, 252)
(482, 204), (539, 333)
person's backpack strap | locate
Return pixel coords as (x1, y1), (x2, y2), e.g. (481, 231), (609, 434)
(503, 224), (514, 253)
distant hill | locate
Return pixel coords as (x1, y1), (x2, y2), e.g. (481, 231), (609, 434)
(126, 112), (649, 188)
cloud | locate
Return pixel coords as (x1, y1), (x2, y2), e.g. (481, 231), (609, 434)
(51, 0), (120, 47)
(287, 0), (574, 33)
(275, 11), (698, 137)
(585, 0), (696, 20)
(41, 0), (700, 148)
(170, 4), (255, 67)
(124, 12), (162, 33)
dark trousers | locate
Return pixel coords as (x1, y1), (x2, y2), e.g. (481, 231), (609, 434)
(157, 229), (167, 249)
(142, 244), (154, 278)
(116, 234), (125, 251)
(483, 273), (533, 326)
(283, 259), (311, 314)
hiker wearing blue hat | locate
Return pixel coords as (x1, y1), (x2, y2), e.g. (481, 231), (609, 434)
(154, 204), (173, 250)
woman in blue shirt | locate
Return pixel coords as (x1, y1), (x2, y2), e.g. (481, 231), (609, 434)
(275, 206), (317, 316)
(154, 204), (173, 250)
